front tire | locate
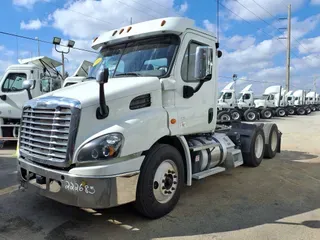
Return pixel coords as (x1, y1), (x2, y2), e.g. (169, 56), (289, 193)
(218, 111), (232, 122)
(135, 144), (184, 219)
(297, 107), (305, 115)
(230, 109), (241, 121)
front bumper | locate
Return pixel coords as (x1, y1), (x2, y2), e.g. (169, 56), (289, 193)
(17, 158), (139, 209)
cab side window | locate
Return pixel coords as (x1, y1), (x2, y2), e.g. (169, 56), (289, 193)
(181, 42), (206, 82)
(270, 95), (275, 100)
(224, 92), (232, 99)
(2, 73), (27, 92)
(243, 94), (251, 100)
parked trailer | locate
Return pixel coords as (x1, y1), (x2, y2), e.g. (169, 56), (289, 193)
(17, 17), (282, 219)
(0, 56), (63, 148)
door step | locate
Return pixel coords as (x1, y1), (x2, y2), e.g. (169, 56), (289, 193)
(192, 167), (226, 180)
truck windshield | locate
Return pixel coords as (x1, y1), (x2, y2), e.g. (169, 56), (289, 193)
(262, 94), (269, 100)
(88, 35), (179, 79)
(287, 97), (292, 101)
(40, 77), (62, 93)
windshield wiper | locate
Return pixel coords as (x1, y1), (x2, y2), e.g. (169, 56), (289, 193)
(114, 72), (141, 77)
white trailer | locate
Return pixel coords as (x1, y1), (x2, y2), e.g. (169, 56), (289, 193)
(17, 17), (282, 219)
(0, 56), (63, 147)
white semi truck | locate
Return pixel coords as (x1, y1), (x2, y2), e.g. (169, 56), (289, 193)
(0, 56), (63, 147)
(254, 85), (291, 118)
(305, 91), (319, 112)
(62, 60), (93, 87)
(293, 90), (312, 115)
(17, 17), (282, 219)
(217, 82), (260, 121)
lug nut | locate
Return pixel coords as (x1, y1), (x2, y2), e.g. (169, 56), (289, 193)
(173, 181), (177, 184)
(162, 186), (166, 189)
(173, 175), (177, 178)
(171, 187), (175, 190)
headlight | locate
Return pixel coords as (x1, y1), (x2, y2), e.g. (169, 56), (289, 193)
(77, 133), (124, 162)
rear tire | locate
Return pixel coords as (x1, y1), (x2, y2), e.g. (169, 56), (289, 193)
(276, 108), (286, 117)
(261, 108), (272, 119)
(218, 111), (232, 122)
(297, 107), (305, 115)
(287, 107), (295, 115)
(264, 124), (279, 159)
(230, 109), (241, 121)
(305, 107), (311, 115)
(244, 109), (258, 122)
(242, 128), (265, 167)
(135, 144), (184, 219)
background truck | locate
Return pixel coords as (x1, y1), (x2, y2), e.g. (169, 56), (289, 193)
(254, 85), (289, 118)
(17, 17), (282, 219)
(0, 56), (63, 147)
(217, 82), (260, 121)
(62, 60), (93, 87)
(293, 90), (312, 115)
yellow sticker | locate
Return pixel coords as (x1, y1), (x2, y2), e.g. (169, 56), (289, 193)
(93, 57), (102, 67)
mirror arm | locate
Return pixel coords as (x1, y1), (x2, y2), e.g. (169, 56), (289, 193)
(97, 83), (109, 119)
(26, 89), (32, 100)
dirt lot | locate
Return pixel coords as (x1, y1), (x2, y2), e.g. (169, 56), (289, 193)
(0, 113), (320, 240)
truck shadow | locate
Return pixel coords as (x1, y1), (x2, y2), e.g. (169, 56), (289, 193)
(1, 150), (320, 240)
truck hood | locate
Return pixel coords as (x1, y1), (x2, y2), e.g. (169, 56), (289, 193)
(38, 76), (161, 108)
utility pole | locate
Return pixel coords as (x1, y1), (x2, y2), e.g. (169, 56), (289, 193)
(278, 4), (291, 92)
(286, 4), (291, 92)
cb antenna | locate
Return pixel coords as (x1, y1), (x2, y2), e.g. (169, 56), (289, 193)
(216, 0), (220, 49)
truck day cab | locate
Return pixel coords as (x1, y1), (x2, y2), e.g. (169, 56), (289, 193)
(0, 56), (63, 146)
(17, 17), (282, 219)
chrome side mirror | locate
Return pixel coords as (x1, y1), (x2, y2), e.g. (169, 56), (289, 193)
(194, 46), (213, 81)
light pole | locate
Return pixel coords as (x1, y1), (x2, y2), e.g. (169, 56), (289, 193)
(35, 37), (40, 56)
(52, 37), (75, 79)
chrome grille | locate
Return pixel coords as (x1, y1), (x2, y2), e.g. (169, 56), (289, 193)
(19, 97), (81, 168)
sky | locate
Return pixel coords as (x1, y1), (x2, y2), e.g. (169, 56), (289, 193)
(1, 0), (320, 94)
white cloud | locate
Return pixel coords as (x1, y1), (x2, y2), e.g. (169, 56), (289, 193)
(224, 0), (304, 21)
(13, 0), (49, 9)
(203, 19), (216, 33)
(311, 0), (320, 4)
(20, 19), (46, 30)
(51, 0), (188, 39)
(223, 35), (256, 50)
(219, 37), (285, 73)
(297, 36), (320, 54)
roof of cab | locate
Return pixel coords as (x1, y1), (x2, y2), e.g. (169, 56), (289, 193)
(91, 17), (216, 50)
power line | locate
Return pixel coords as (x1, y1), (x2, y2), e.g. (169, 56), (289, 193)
(249, 0), (276, 19)
(0, 31), (97, 54)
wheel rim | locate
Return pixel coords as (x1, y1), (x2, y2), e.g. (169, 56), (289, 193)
(288, 109), (294, 114)
(221, 114), (231, 121)
(265, 111), (272, 118)
(255, 134), (264, 159)
(279, 110), (285, 116)
(153, 160), (178, 204)
(232, 112), (240, 120)
(271, 130), (278, 152)
(247, 112), (256, 121)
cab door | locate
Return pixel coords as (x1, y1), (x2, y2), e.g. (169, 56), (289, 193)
(0, 71), (31, 119)
(171, 31), (216, 135)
